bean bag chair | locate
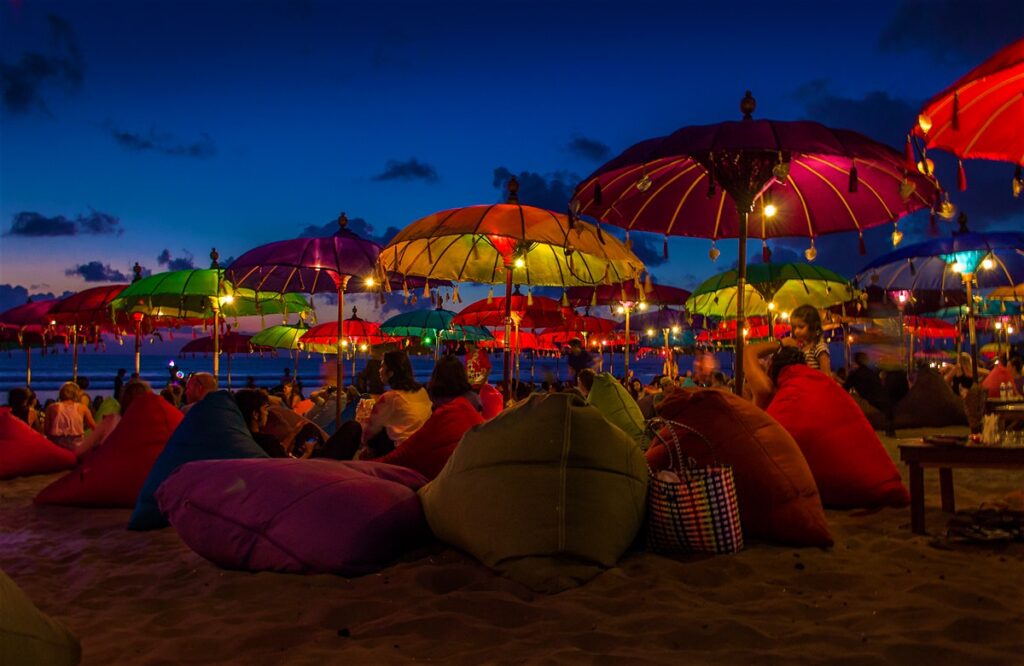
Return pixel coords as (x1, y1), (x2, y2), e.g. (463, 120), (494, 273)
(982, 364), (1017, 399)
(850, 393), (886, 431)
(263, 405), (327, 454)
(420, 392), (648, 593)
(370, 396), (484, 480)
(94, 397), (120, 420)
(892, 367), (967, 428)
(650, 389), (832, 547)
(128, 391), (268, 531)
(479, 383), (503, 419)
(0, 409), (76, 480)
(293, 398), (314, 416)
(587, 372), (648, 449)
(0, 568), (80, 666)
(767, 365), (909, 508)
(156, 459), (428, 575)
(35, 392), (183, 508)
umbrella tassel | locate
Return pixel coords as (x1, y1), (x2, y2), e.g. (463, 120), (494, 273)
(663, 236), (669, 260)
(487, 287), (494, 304)
(591, 289), (598, 307)
(929, 209), (938, 235)
(762, 240), (771, 263)
(957, 160), (967, 191)
(625, 231), (632, 251)
(423, 280), (430, 299)
(453, 285), (460, 303)
(1015, 166), (1023, 198)
(848, 163), (858, 193)
(952, 92), (960, 131)
(644, 272), (653, 294)
(595, 222), (604, 244)
(904, 135), (915, 170)
(561, 290), (569, 307)
(527, 289), (533, 307)
(593, 182), (603, 207)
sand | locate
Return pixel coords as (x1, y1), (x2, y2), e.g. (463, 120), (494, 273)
(2, 427), (1022, 665)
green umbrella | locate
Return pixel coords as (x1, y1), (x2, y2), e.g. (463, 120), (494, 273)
(687, 263), (856, 324)
(250, 323), (312, 379)
(380, 307), (492, 360)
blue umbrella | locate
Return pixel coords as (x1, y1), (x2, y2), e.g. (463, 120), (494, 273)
(380, 308), (492, 346)
(854, 223), (1024, 378)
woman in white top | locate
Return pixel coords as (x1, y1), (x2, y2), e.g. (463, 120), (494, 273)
(359, 351), (431, 455)
(45, 381), (96, 453)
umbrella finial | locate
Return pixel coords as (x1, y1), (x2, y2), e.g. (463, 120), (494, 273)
(210, 248), (219, 268)
(351, 305), (358, 319)
(506, 176), (519, 204)
(338, 212), (348, 229)
(132, 262), (143, 282)
(740, 91), (756, 120)
(955, 211), (970, 235)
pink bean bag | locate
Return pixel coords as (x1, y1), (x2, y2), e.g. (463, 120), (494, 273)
(35, 392), (183, 507)
(156, 459), (429, 575)
(0, 408), (76, 480)
(767, 365), (910, 508)
(479, 384), (503, 419)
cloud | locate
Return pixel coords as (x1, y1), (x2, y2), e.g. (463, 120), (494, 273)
(4, 210), (123, 237)
(64, 261), (130, 282)
(157, 249), (196, 271)
(792, 80), (917, 147)
(600, 227), (668, 268)
(108, 125), (217, 159)
(567, 136), (611, 162)
(492, 167), (580, 212)
(297, 215), (399, 246)
(371, 158), (439, 183)
(0, 284), (75, 312)
(878, 1), (1022, 64)
(0, 14), (84, 115)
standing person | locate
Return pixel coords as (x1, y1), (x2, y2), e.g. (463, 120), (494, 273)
(45, 382), (96, 452)
(784, 305), (831, 378)
(464, 341), (491, 390)
(113, 368), (127, 401)
(564, 338), (594, 382)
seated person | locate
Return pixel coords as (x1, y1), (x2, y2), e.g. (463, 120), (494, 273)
(120, 379), (153, 415)
(44, 382), (96, 453)
(6, 387), (42, 432)
(274, 381), (302, 409)
(425, 355), (482, 412)
(576, 368), (596, 399)
(943, 352), (987, 396)
(235, 389), (288, 458)
(182, 372), (218, 414)
(743, 340), (807, 409)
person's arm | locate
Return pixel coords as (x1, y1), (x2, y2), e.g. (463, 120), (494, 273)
(80, 404), (96, 431)
(743, 340), (781, 409)
(360, 393), (391, 445)
(816, 347), (832, 378)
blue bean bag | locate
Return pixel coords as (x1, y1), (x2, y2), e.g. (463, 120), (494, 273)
(128, 391), (268, 530)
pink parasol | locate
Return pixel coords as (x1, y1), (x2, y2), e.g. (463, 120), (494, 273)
(0, 299), (61, 385)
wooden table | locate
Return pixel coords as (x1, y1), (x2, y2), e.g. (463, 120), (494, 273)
(898, 442), (1024, 534)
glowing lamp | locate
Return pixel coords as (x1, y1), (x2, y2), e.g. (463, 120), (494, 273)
(742, 328), (750, 337)
(638, 301), (647, 311)
(995, 321), (1004, 330)
(364, 276), (375, 287)
(616, 305), (625, 314)
(1009, 326), (1016, 334)
(917, 113), (933, 134)
(767, 302), (776, 311)
(50, 320), (57, 326)
(360, 343), (368, 351)
(763, 203), (777, 218)
(981, 257), (994, 270)
(898, 292), (908, 303)
(513, 257), (526, 269)
(779, 311), (790, 320)
(951, 261), (965, 274)
(341, 340), (348, 347)
(219, 294), (235, 305)
(646, 328), (655, 337)
(916, 158), (935, 175)
(671, 325), (680, 334)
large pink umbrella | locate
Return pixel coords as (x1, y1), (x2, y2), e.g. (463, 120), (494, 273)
(49, 284), (129, 381)
(0, 299), (60, 385)
(572, 92), (941, 392)
(180, 331), (271, 388)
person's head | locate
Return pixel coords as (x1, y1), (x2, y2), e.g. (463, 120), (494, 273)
(7, 388), (31, 421)
(428, 355), (472, 401)
(281, 381), (295, 397)
(629, 378), (642, 392)
(116, 368), (127, 378)
(185, 372), (218, 404)
(711, 371), (727, 387)
(75, 376), (90, 391)
(659, 376), (675, 392)
(159, 387), (178, 407)
(854, 351), (871, 369)
(120, 379), (152, 415)
(958, 351), (973, 372)
(58, 381), (80, 403)
(380, 350), (420, 391)
(576, 368), (596, 396)
(568, 338), (582, 351)
(769, 346), (807, 386)
(234, 389), (270, 432)
(790, 305), (823, 343)
(1010, 355), (1023, 377)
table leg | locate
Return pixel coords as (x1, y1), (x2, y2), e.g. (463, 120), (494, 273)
(939, 468), (955, 513)
(908, 462), (925, 535)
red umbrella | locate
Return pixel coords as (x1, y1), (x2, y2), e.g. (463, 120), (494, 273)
(452, 294), (568, 329)
(903, 316), (959, 339)
(180, 331), (271, 388)
(911, 38), (1024, 188)
(573, 92), (940, 392)
(479, 329), (545, 351)
(300, 308), (392, 349)
(0, 299), (61, 385)
(49, 284), (128, 381)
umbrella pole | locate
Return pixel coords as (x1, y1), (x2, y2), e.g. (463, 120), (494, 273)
(964, 274), (979, 381)
(134, 319), (142, 376)
(624, 307), (631, 379)
(71, 326), (79, 382)
(227, 352), (232, 389)
(734, 210), (749, 395)
(213, 313), (220, 381)
(293, 349), (299, 381)
(25, 345), (31, 386)
(336, 283), (347, 427)
(663, 329), (672, 379)
(502, 267), (513, 399)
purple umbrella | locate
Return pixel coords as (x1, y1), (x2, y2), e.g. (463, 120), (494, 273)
(226, 214), (380, 421)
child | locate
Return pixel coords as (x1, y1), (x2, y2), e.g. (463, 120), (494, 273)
(783, 304), (831, 378)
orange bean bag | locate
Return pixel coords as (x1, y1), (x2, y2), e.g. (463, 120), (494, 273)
(0, 408), (76, 480)
(370, 396), (483, 480)
(767, 365), (909, 508)
(34, 392), (183, 507)
(649, 389), (832, 547)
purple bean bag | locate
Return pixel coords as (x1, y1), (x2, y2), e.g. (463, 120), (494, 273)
(156, 458), (429, 575)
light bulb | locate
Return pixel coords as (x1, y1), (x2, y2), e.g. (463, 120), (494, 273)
(646, 328), (655, 337)
(219, 294), (235, 305)
(514, 257), (526, 269)
(764, 203), (777, 218)
(917, 113), (933, 134)
(364, 276), (375, 287)
(768, 302), (776, 311)
(671, 325), (680, 334)
(891, 229), (904, 247)
(981, 258), (994, 270)
(951, 261), (965, 273)
(638, 301), (647, 311)
(616, 305), (625, 314)
(995, 321), (1003, 330)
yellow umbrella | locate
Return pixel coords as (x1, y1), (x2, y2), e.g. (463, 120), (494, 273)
(988, 284), (1024, 302)
(381, 177), (645, 394)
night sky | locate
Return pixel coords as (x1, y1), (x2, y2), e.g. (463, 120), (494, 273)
(1, 0), (1021, 323)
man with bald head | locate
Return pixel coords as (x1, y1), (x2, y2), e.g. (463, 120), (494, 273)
(182, 372), (218, 414)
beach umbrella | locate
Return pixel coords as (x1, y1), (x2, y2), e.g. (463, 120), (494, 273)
(0, 298), (60, 385)
(180, 331), (271, 388)
(250, 322), (311, 379)
(453, 293), (568, 329)
(48, 284), (130, 381)
(380, 177), (644, 396)
(300, 307), (396, 376)
(618, 307), (690, 376)
(572, 91), (941, 393)
(854, 223), (1024, 380)
(379, 308), (492, 349)
(480, 329), (544, 351)
(910, 38), (1024, 191)
(226, 214), (383, 423)
(988, 283), (1024, 302)
(566, 280), (691, 375)
(111, 255), (310, 376)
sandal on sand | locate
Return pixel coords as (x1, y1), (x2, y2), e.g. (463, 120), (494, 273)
(942, 505), (1024, 546)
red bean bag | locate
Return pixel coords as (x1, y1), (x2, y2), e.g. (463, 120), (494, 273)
(982, 365), (1017, 398)
(0, 408), (76, 480)
(156, 459), (429, 575)
(479, 383), (503, 419)
(34, 392), (183, 508)
(369, 396), (483, 480)
(767, 365), (910, 508)
(649, 389), (832, 547)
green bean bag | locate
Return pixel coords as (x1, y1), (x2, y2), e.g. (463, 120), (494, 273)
(587, 372), (648, 449)
(419, 392), (648, 593)
(0, 569), (80, 666)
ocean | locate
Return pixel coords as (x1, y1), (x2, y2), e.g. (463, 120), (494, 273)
(0, 347), (744, 403)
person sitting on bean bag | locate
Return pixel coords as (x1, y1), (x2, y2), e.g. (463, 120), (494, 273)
(360, 355), (484, 479)
(234, 389), (288, 458)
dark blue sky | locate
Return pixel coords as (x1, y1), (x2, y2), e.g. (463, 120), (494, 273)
(1, 0), (1021, 317)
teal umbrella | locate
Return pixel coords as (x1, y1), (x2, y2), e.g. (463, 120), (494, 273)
(380, 307), (492, 360)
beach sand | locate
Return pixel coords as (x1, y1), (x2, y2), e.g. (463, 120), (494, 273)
(2, 428), (1022, 665)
